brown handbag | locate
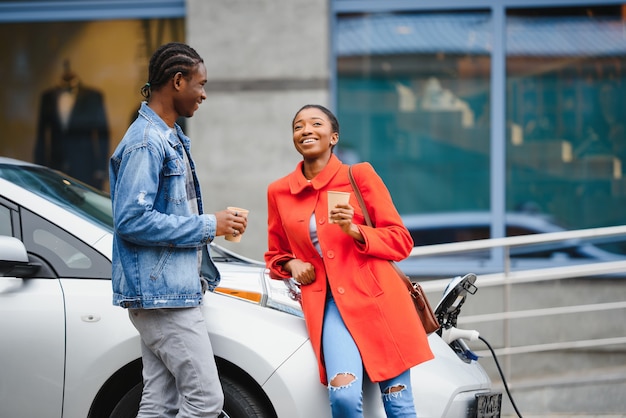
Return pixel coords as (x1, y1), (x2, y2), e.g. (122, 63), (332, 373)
(348, 166), (440, 334)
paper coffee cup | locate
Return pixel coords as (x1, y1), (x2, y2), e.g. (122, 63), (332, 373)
(327, 191), (350, 223)
(225, 206), (249, 242)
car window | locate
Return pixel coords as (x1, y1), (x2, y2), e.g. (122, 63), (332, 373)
(0, 163), (113, 231)
(409, 226), (490, 246)
(511, 244), (586, 259)
(21, 209), (111, 279)
(596, 241), (626, 255)
(506, 225), (540, 236)
(0, 205), (11, 236)
(409, 225), (542, 246)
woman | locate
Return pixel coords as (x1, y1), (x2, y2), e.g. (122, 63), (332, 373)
(265, 104), (434, 417)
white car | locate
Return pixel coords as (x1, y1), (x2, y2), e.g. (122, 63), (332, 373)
(399, 211), (626, 279)
(0, 157), (498, 418)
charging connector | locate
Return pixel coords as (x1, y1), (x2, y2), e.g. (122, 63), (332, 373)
(441, 326), (480, 344)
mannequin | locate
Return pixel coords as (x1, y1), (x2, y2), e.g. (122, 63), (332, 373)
(34, 60), (110, 189)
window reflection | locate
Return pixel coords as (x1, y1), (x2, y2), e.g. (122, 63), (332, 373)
(506, 6), (626, 230)
(336, 11), (491, 214)
(0, 18), (184, 193)
(337, 6), (626, 239)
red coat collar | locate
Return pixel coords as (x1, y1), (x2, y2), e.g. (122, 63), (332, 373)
(288, 154), (343, 194)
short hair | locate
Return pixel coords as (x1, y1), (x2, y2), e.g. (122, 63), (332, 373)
(141, 42), (204, 98)
(292, 104), (340, 135)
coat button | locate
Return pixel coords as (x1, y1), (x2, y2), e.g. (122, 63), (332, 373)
(326, 250), (335, 258)
(319, 217), (327, 224)
(337, 287), (345, 294)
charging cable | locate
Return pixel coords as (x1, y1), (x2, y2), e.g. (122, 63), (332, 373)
(444, 327), (524, 418)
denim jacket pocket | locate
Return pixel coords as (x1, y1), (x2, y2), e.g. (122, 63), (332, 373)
(150, 247), (174, 281)
(163, 154), (184, 176)
(162, 155), (187, 205)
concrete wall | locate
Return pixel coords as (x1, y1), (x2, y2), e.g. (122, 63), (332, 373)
(186, 0), (330, 260)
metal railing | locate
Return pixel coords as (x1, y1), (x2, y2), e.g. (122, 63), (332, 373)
(409, 225), (626, 384)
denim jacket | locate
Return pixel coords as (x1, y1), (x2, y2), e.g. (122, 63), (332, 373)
(109, 102), (220, 309)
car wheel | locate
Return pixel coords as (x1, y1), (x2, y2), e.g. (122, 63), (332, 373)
(221, 375), (274, 418)
(109, 382), (141, 418)
(109, 377), (274, 418)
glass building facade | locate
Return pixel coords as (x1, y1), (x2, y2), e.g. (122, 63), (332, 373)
(1, 0), (625, 246)
(333, 1), (626, 243)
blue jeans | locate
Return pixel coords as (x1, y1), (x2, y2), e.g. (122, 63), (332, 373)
(322, 297), (417, 418)
(129, 307), (224, 418)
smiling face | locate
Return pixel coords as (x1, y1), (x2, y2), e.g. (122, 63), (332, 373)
(292, 107), (339, 160)
(173, 62), (207, 118)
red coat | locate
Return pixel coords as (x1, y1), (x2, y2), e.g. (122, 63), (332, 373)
(265, 155), (434, 384)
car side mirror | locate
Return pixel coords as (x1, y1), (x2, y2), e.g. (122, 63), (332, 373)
(0, 236), (41, 277)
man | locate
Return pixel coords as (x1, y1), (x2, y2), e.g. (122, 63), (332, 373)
(109, 42), (246, 418)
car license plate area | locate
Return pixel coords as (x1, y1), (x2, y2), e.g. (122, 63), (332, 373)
(474, 392), (502, 418)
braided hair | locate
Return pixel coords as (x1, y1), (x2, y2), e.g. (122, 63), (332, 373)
(141, 42), (204, 99)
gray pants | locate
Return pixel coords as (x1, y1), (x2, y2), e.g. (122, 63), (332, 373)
(129, 307), (224, 418)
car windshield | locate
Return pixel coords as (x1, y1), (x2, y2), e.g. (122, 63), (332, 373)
(0, 163), (113, 231)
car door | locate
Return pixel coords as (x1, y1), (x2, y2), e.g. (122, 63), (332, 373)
(1, 199), (113, 418)
(0, 199), (65, 418)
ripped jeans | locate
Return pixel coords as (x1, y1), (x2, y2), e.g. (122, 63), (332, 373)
(322, 297), (417, 418)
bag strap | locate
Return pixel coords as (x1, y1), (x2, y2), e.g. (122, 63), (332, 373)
(348, 165), (372, 227)
(348, 166), (416, 293)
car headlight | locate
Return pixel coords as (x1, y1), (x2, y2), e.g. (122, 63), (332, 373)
(264, 276), (304, 318)
(213, 268), (303, 318)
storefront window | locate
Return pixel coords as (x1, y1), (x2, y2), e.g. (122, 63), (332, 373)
(0, 18), (184, 191)
(336, 11), (491, 214)
(506, 6), (626, 232)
